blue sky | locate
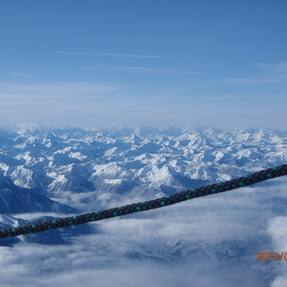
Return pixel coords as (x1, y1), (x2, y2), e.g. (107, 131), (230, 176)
(0, 0), (286, 128)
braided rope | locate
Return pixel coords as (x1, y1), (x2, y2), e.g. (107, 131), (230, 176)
(0, 164), (287, 240)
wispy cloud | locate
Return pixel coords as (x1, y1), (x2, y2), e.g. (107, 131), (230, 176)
(221, 76), (282, 85)
(0, 81), (127, 127)
(52, 51), (166, 59)
(8, 72), (34, 79)
(221, 60), (287, 86)
(0, 81), (123, 99)
(258, 61), (287, 72)
(85, 65), (186, 75)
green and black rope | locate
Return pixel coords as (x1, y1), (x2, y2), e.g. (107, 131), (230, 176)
(0, 164), (287, 239)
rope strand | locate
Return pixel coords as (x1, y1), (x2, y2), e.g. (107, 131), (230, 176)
(1, 164), (286, 239)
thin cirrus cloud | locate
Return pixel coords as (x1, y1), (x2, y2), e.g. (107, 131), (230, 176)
(52, 50), (167, 59)
(257, 61), (287, 72)
(221, 77), (280, 85)
(0, 81), (129, 127)
(8, 72), (34, 79)
(85, 65), (186, 75)
(0, 81), (192, 128)
(0, 78), (285, 129)
(0, 81), (123, 99)
(220, 61), (287, 86)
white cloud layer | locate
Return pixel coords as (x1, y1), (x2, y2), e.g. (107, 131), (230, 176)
(1, 178), (287, 286)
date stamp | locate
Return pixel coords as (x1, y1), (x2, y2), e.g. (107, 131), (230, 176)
(256, 252), (287, 261)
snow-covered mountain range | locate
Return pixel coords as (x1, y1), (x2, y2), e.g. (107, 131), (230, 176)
(0, 127), (286, 286)
(1, 128), (286, 205)
(0, 127), (286, 216)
